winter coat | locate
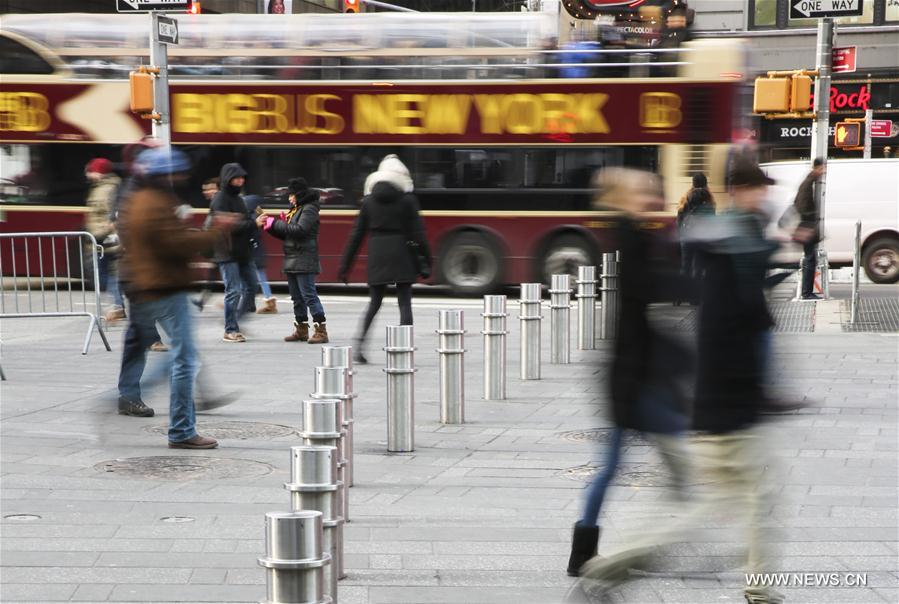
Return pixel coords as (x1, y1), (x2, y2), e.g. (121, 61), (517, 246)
(209, 163), (254, 263)
(265, 190), (321, 274)
(793, 171), (821, 242)
(691, 210), (778, 433)
(676, 187), (715, 231)
(243, 195), (267, 268)
(609, 217), (692, 434)
(118, 182), (222, 302)
(85, 173), (121, 246)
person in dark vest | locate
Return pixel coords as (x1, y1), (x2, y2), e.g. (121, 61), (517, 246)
(258, 178), (328, 344)
(791, 158), (825, 300)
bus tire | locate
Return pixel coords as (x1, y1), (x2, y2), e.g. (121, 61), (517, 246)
(540, 233), (596, 284)
(439, 231), (504, 296)
(862, 236), (899, 284)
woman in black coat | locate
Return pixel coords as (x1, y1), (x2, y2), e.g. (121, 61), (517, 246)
(338, 155), (431, 364)
(258, 178), (329, 344)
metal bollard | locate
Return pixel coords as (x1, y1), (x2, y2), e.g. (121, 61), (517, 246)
(482, 295), (507, 400)
(851, 220), (861, 324)
(258, 510), (331, 604)
(817, 248), (831, 300)
(549, 275), (571, 364)
(600, 253), (619, 340)
(576, 266), (597, 350)
(436, 310), (465, 424)
(519, 284), (542, 380)
(300, 399), (348, 528)
(286, 446), (344, 597)
(383, 325), (415, 452)
(312, 364), (354, 489)
(320, 347), (356, 487)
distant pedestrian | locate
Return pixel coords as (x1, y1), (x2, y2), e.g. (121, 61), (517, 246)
(676, 172), (715, 284)
(338, 155), (431, 364)
(257, 178), (328, 344)
(244, 194), (278, 315)
(116, 147), (238, 447)
(210, 163), (258, 342)
(84, 157), (122, 306)
(192, 178), (221, 312)
(791, 158), (824, 300)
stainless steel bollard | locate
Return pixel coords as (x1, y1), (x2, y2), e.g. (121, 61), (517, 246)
(436, 310), (465, 424)
(576, 266), (597, 350)
(286, 446), (345, 596)
(482, 295), (507, 400)
(817, 248), (831, 300)
(258, 510), (331, 604)
(519, 283), (542, 380)
(312, 364), (354, 489)
(383, 325), (415, 452)
(320, 347), (355, 487)
(300, 399), (348, 527)
(600, 253), (619, 340)
(549, 275), (571, 364)
(851, 220), (862, 324)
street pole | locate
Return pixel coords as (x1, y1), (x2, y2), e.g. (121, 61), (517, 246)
(809, 17), (833, 298)
(863, 108), (873, 159)
(149, 12), (171, 148)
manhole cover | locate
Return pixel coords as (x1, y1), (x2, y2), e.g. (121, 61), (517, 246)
(559, 463), (669, 486)
(145, 421), (296, 440)
(95, 456), (273, 481)
(558, 428), (648, 445)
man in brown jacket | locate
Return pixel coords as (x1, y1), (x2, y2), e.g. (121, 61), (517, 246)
(792, 158), (825, 300)
(116, 147), (237, 449)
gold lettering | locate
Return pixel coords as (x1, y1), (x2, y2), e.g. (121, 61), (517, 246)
(422, 95), (471, 134)
(172, 93), (214, 132)
(353, 94), (392, 134)
(541, 93), (578, 134)
(0, 92), (51, 132)
(252, 94), (289, 133)
(502, 94), (541, 134)
(223, 94), (256, 133)
(639, 92), (681, 129)
(306, 94), (344, 134)
(390, 94), (425, 135)
(577, 94), (610, 133)
(474, 94), (503, 134)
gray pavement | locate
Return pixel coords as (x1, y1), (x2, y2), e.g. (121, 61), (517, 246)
(1, 289), (897, 604)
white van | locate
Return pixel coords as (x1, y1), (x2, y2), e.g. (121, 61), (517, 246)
(761, 158), (899, 283)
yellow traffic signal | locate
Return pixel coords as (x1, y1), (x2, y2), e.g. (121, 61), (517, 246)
(129, 70), (155, 114)
(834, 121), (861, 148)
(790, 75), (813, 112)
(753, 77), (791, 113)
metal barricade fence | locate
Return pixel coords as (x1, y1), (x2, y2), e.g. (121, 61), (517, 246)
(0, 231), (111, 355)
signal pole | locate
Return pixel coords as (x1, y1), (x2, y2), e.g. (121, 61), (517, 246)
(809, 17), (833, 297)
(149, 11), (172, 147)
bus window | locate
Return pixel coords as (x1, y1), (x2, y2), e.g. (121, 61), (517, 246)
(0, 36), (55, 75)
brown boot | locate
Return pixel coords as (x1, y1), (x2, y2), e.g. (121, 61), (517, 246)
(308, 322), (329, 344)
(284, 321), (308, 342)
(256, 297), (278, 314)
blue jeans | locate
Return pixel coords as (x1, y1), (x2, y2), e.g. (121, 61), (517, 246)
(219, 260), (258, 333)
(580, 428), (625, 526)
(117, 292), (199, 442)
(256, 265), (272, 299)
(286, 272), (326, 324)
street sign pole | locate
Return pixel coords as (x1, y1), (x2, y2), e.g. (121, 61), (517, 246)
(810, 16), (833, 298)
(863, 108), (872, 159)
(149, 11), (171, 147)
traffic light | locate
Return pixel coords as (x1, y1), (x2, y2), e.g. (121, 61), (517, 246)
(834, 121), (861, 148)
(790, 75), (812, 112)
(343, 0), (358, 13)
(129, 66), (159, 119)
(753, 77), (791, 113)
(188, 1), (201, 14)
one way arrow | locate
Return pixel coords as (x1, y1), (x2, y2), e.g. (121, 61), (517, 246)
(793, 0), (811, 17)
(122, 0), (141, 8)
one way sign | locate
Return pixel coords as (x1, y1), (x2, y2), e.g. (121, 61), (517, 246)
(790, 0), (863, 19)
(117, 0), (191, 12)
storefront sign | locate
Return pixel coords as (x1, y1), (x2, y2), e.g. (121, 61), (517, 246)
(871, 119), (893, 137)
(832, 46), (857, 74)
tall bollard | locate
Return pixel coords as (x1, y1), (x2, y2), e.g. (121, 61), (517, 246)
(549, 274), (571, 364)
(519, 284), (542, 380)
(600, 253), (619, 340)
(851, 220), (862, 324)
(285, 446), (344, 598)
(312, 365), (354, 490)
(384, 325), (415, 452)
(482, 295), (507, 400)
(320, 347), (356, 487)
(258, 510), (331, 604)
(436, 310), (465, 424)
(576, 266), (597, 350)
(300, 399), (348, 528)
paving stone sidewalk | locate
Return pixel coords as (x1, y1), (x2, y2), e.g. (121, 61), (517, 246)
(1, 292), (896, 604)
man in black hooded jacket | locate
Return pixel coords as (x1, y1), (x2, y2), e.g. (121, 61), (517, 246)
(210, 162), (257, 342)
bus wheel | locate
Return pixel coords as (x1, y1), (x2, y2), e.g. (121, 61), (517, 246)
(541, 234), (594, 284)
(863, 237), (899, 284)
(440, 231), (503, 296)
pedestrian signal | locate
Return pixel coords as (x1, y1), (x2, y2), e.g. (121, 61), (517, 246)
(834, 121), (861, 147)
(343, 0), (358, 12)
(753, 77), (791, 113)
(129, 70), (154, 114)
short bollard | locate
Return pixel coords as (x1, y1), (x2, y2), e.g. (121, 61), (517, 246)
(436, 310), (465, 424)
(320, 347), (356, 487)
(312, 365), (354, 491)
(286, 446), (345, 596)
(576, 266), (598, 350)
(549, 274), (571, 364)
(258, 510), (331, 604)
(384, 325), (415, 452)
(519, 283), (542, 380)
(482, 295), (507, 400)
(300, 399), (348, 527)
(600, 253), (619, 340)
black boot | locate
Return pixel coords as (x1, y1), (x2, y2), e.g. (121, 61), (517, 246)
(566, 522), (600, 577)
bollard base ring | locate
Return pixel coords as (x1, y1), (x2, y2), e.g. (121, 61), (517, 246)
(382, 346), (416, 353)
(435, 329), (466, 335)
(261, 597), (332, 604)
(300, 431), (342, 440)
(257, 552), (331, 570)
(284, 482), (338, 493)
(518, 315), (542, 320)
(382, 368), (417, 375)
(435, 348), (466, 354)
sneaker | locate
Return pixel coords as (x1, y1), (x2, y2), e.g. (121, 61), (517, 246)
(118, 396), (155, 418)
(168, 434), (218, 449)
(800, 293), (822, 301)
(149, 341), (168, 352)
(222, 332), (246, 343)
(353, 350), (368, 365)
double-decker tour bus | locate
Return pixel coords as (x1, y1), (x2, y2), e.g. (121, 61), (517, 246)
(0, 11), (744, 294)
